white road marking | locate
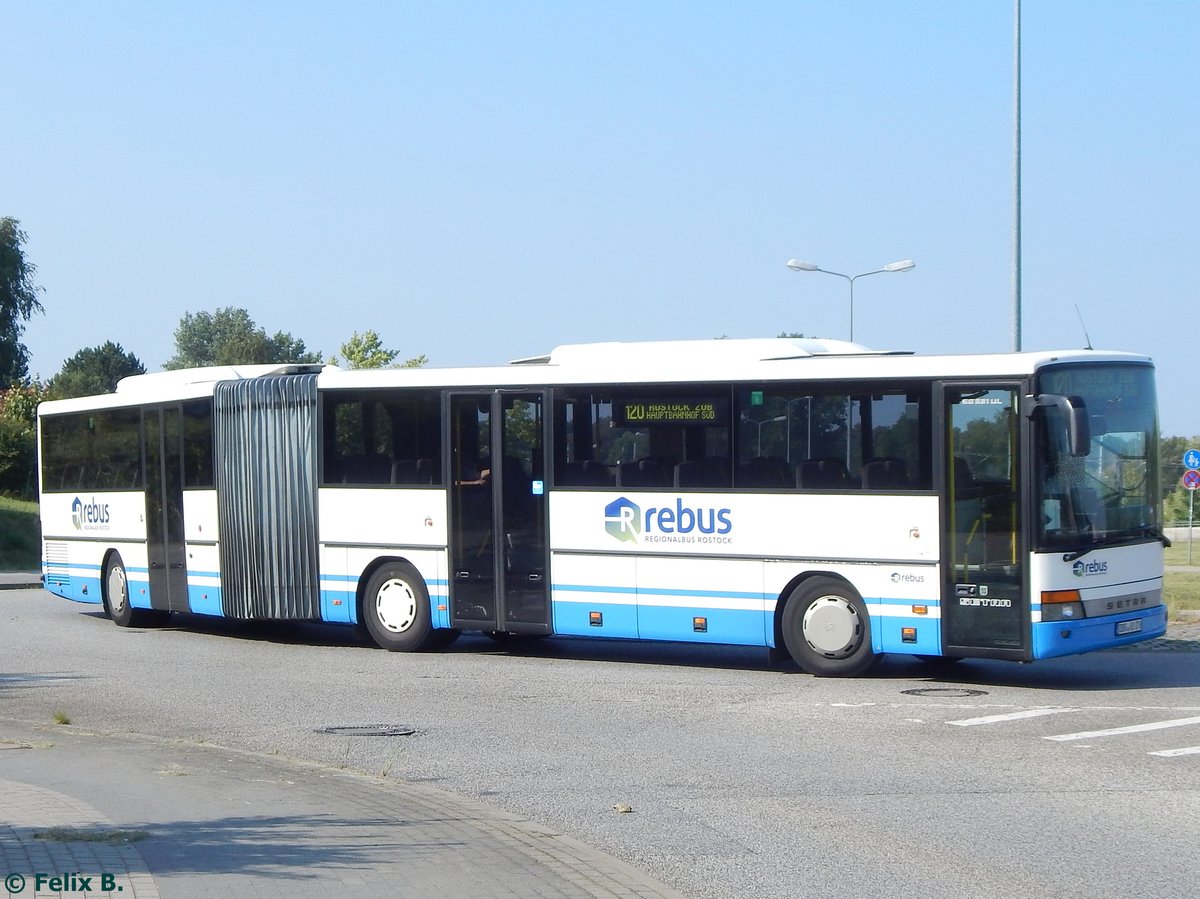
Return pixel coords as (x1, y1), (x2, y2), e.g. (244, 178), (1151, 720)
(1148, 745), (1200, 758)
(946, 708), (1080, 727)
(1045, 715), (1200, 742)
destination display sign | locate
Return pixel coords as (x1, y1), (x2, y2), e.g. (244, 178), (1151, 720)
(616, 398), (728, 426)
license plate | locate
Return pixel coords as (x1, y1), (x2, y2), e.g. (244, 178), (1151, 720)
(1116, 619), (1142, 636)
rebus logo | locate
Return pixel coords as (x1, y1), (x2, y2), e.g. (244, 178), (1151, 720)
(603, 497), (733, 545)
(605, 497), (641, 543)
(72, 496), (111, 531)
(1072, 559), (1109, 578)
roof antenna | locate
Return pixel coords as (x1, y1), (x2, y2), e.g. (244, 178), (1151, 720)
(1074, 304), (1093, 350)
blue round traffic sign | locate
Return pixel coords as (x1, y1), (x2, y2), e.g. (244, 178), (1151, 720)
(1185, 449), (1200, 471)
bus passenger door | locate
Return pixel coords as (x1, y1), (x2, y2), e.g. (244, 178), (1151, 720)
(144, 406), (189, 613)
(448, 392), (550, 634)
(941, 385), (1028, 657)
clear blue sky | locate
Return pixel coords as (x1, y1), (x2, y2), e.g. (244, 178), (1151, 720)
(4, 1), (1197, 436)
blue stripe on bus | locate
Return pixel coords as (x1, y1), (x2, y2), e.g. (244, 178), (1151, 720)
(42, 561), (100, 604)
(326, 577), (451, 629)
(188, 586), (223, 617)
(636, 603), (768, 645)
(870, 612), (941, 655)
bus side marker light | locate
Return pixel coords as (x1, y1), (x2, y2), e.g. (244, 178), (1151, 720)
(693, 617), (708, 633)
(590, 611), (603, 627)
(901, 627), (917, 643)
(332, 599), (342, 606)
(437, 604), (447, 612)
(1043, 589), (1081, 604)
(912, 605), (928, 616)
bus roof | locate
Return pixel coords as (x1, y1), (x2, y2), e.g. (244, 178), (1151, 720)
(36, 338), (1153, 414)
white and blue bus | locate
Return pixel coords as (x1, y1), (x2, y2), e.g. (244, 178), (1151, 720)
(36, 337), (1167, 676)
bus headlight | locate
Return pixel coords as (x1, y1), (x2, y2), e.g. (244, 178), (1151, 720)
(1041, 589), (1084, 622)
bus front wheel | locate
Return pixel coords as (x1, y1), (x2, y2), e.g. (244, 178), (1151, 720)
(782, 577), (878, 677)
(103, 553), (138, 628)
(362, 562), (434, 652)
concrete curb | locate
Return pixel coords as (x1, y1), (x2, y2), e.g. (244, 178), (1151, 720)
(0, 572), (41, 591)
(0, 717), (692, 899)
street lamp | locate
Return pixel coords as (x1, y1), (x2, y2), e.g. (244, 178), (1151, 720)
(744, 414), (787, 456)
(786, 258), (915, 342)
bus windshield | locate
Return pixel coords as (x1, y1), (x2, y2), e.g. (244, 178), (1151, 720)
(1034, 363), (1160, 551)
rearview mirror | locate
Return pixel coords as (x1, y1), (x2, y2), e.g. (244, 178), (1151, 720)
(1023, 394), (1091, 457)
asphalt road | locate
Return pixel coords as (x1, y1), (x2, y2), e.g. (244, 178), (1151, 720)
(4, 588), (1200, 899)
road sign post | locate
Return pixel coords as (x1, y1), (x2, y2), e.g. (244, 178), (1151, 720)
(1184, 451), (1200, 564)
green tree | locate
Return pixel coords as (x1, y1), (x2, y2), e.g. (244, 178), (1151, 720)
(164, 307), (320, 370)
(0, 218), (44, 385)
(329, 329), (427, 369)
(0, 383), (50, 498)
(48, 341), (146, 399)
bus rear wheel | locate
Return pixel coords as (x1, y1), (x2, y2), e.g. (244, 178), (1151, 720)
(362, 562), (435, 652)
(782, 577), (878, 677)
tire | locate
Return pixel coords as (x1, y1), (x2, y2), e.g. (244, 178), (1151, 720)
(102, 553), (139, 628)
(781, 577), (879, 677)
(361, 562), (436, 651)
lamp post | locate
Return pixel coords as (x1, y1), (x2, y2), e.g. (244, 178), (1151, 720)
(745, 414), (787, 456)
(786, 258), (915, 342)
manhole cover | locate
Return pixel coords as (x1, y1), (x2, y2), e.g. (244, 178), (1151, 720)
(900, 687), (989, 698)
(316, 724), (417, 737)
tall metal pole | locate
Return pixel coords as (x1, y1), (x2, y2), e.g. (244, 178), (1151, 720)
(1190, 488), (1195, 565)
(848, 276), (856, 342)
(1012, 0), (1023, 352)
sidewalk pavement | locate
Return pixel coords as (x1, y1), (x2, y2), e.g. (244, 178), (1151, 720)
(0, 573), (40, 591)
(0, 718), (689, 899)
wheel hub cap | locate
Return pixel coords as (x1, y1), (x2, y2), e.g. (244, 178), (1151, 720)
(108, 569), (127, 613)
(375, 579), (418, 633)
(802, 596), (861, 656)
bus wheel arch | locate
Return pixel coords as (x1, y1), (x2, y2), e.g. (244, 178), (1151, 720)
(778, 574), (879, 677)
(358, 558), (439, 652)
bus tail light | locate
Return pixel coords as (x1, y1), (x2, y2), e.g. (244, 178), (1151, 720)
(1041, 589), (1084, 622)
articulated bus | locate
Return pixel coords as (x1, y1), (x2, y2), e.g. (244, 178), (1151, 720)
(36, 338), (1167, 676)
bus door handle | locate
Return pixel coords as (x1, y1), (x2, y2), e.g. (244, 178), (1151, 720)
(527, 573), (543, 583)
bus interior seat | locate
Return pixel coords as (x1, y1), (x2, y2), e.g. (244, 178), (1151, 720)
(861, 457), (908, 490)
(736, 456), (793, 489)
(674, 458), (730, 489)
(341, 453), (392, 484)
(617, 458), (674, 488)
(391, 458), (437, 485)
(560, 460), (613, 487)
(797, 457), (851, 489)
(1069, 486), (1107, 534)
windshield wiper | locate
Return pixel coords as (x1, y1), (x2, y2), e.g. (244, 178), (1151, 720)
(1147, 527), (1172, 548)
(1062, 527), (1170, 561)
